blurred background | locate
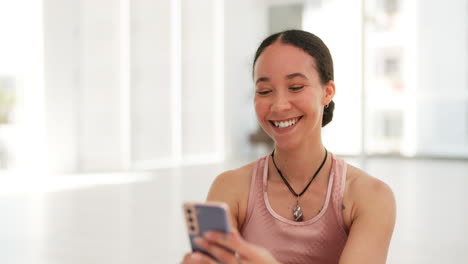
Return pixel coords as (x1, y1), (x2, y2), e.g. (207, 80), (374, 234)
(0, 0), (467, 263)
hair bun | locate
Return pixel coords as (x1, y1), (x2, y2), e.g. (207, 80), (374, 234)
(322, 100), (335, 127)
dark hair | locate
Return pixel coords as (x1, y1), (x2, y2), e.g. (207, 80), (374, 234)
(252, 29), (335, 127)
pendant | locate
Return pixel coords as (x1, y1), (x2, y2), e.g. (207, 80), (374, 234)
(293, 200), (303, 222)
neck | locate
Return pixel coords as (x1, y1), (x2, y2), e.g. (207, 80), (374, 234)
(271, 140), (328, 183)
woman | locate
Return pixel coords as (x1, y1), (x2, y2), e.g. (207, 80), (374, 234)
(183, 29), (396, 264)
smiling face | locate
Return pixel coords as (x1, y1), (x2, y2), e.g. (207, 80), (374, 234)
(253, 42), (335, 150)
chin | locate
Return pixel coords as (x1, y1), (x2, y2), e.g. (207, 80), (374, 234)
(273, 138), (301, 151)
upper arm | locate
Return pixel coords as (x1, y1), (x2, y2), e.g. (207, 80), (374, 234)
(339, 176), (396, 264)
(205, 170), (244, 231)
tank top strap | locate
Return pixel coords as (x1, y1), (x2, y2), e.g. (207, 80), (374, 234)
(330, 155), (349, 233)
(240, 155), (267, 232)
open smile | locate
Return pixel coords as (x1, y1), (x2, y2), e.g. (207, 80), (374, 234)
(269, 116), (303, 129)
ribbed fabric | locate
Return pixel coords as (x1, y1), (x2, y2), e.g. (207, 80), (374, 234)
(240, 154), (348, 264)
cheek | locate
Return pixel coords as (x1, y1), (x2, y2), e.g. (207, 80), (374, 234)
(254, 98), (268, 118)
(299, 90), (322, 109)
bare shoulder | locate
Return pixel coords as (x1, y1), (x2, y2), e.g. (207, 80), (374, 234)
(340, 164), (397, 263)
(207, 161), (255, 201)
(345, 164), (396, 222)
(346, 164), (395, 200)
(206, 161), (257, 230)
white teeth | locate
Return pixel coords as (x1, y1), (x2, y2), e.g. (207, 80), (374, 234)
(273, 118), (299, 128)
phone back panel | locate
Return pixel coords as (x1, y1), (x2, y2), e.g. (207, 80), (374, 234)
(183, 202), (231, 263)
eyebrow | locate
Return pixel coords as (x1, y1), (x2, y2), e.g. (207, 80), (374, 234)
(255, 72), (308, 85)
(286, 73), (308, 80)
(255, 77), (270, 85)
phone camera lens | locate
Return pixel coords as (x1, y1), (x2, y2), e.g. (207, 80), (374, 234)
(188, 217), (193, 222)
(190, 226), (195, 231)
(186, 208), (192, 214)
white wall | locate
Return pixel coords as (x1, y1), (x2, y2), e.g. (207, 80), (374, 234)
(42, 0), (269, 173)
(415, 0), (468, 157)
(44, 0), (125, 173)
(43, 0), (80, 173)
(0, 0), (47, 174)
(181, 0), (217, 158)
(130, 0), (172, 164)
(303, 0), (363, 155)
(223, 0), (268, 161)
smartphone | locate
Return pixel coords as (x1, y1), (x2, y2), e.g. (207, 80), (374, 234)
(183, 202), (232, 263)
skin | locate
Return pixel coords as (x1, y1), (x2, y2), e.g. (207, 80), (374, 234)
(182, 42), (396, 264)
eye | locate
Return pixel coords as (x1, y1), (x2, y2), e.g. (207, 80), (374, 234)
(256, 90), (272, 95)
(289, 86), (304, 91)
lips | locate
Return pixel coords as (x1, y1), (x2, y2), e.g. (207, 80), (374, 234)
(269, 116), (302, 129)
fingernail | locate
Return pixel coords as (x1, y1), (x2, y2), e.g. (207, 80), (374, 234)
(203, 231), (214, 239)
(190, 253), (201, 260)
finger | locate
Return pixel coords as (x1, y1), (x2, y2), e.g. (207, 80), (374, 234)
(189, 252), (218, 264)
(204, 230), (254, 257)
(182, 253), (191, 263)
(195, 237), (238, 264)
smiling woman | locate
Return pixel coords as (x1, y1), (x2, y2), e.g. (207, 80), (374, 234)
(252, 36), (335, 152)
(182, 29), (396, 264)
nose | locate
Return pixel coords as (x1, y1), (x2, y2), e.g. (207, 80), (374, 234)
(271, 93), (292, 112)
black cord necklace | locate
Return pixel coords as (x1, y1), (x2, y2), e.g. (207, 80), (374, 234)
(271, 148), (328, 222)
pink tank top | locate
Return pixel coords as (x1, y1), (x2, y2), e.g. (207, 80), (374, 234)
(240, 154), (349, 264)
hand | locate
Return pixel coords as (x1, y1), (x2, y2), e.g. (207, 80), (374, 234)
(181, 230), (280, 264)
